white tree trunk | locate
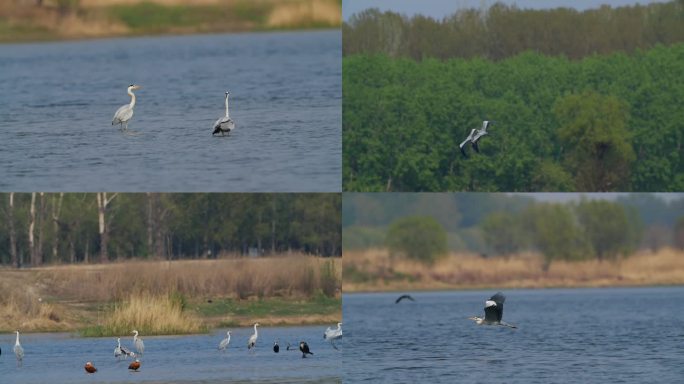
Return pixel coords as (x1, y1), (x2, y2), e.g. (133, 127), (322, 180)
(28, 192), (36, 266)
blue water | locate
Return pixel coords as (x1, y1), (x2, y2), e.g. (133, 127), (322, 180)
(0, 326), (341, 383)
(0, 30), (341, 192)
(343, 287), (684, 383)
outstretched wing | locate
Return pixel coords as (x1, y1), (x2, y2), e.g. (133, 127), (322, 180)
(484, 292), (506, 322)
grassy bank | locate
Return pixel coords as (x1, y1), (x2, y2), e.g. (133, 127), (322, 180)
(0, 256), (341, 335)
(344, 248), (684, 292)
(0, 0), (341, 43)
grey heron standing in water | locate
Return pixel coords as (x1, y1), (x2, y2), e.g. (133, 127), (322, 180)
(212, 91), (236, 136)
(132, 330), (145, 355)
(459, 120), (494, 157)
(112, 84), (141, 131)
(14, 330), (24, 363)
(247, 323), (260, 350)
(218, 331), (231, 351)
(114, 337), (124, 359)
(468, 292), (517, 328)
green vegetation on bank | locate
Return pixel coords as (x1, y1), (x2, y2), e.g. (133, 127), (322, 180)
(0, 0), (341, 43)
(343, 44), (684, 192)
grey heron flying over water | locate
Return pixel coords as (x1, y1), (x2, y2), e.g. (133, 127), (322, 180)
(468, 292), (517, 328)
(14, 330), (24, 363)
(459, 120), (494, 157)
(212, 91), (236, 136)
(112, 84), (141, 131)
(395, 294), (415, 304)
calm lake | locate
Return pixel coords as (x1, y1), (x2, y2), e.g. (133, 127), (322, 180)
(0, 30), (341, 192)
(0, 326), (341, 383)
(343, 287), (684, 383)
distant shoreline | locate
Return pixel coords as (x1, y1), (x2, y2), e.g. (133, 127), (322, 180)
(0, 0), (341, 44)
(343, 248), (684, 293)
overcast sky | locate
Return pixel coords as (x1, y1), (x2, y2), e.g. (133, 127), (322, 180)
(343, 0), (672, 20)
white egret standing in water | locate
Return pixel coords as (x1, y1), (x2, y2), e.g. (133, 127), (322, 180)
(112, 84), (141, 131)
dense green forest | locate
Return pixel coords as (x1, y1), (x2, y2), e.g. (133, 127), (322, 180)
(0, 193), (341, 267)
(343, 2), (684, 60)
(343, 193), (684, 264)
(343, 2), (684, 192)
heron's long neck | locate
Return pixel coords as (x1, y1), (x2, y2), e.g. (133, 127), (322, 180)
(117, 339), (121, 347)
(254, 325), (258, 336)
(128, 89), (136, 108)
(225, 95), (230, 118)
(15, 332), (20, 345)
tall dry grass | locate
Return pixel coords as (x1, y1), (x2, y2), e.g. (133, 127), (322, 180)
(344, 248), (684, 292)
(36, 256), (341, 301)
(86, 293), (204, 336)
(0, 273), (68, 332)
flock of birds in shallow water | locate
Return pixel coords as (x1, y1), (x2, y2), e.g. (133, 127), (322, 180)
(4, 322), (342, 374)
(396, 291), (517, 329)
(111, 84), (236, 136)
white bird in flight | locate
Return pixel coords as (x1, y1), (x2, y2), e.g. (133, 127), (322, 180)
(112, 84), (141, 131)
(212, 91), (236, 136)
(460, 120), (494, 157)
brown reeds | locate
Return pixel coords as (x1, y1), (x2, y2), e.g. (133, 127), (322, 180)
(344, 248), (684, 292)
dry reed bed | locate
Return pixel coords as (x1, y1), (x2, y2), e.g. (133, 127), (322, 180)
(36, 256), (341, 301)
(343, 248), (684, 292)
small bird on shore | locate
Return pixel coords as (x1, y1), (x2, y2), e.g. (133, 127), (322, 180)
(132, 330), (145, 355)
(248, 323), (259, 350)
(84, 362), (97, 374)
(218, 331), (231, 351)
(128, 359), (141, 371)
(299, 341), (313, 358)
(273, 340), (280, 353)
(468, 291), (517, 328)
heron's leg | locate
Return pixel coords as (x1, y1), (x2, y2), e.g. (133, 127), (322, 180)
(331, 340), (338, 350)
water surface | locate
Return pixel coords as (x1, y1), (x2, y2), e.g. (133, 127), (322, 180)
(0, 30), (341, 192)
(343, 287), (684, 383)
(0, 326), (340, 383)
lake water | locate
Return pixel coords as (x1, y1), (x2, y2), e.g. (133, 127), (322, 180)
(343, 287), (684, 383)
(0, 326), (341, 383)
(0, 30), (341, 192)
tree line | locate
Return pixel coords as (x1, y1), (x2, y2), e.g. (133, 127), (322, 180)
(343, 43), (684, 191)
(343, 1), (684, 60)
(343, 193), (684, 263)
(0, 193), (341, 267)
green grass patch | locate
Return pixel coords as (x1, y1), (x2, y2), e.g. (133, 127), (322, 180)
(195, 293), (340, 319)
(0, 19), (53, 43)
